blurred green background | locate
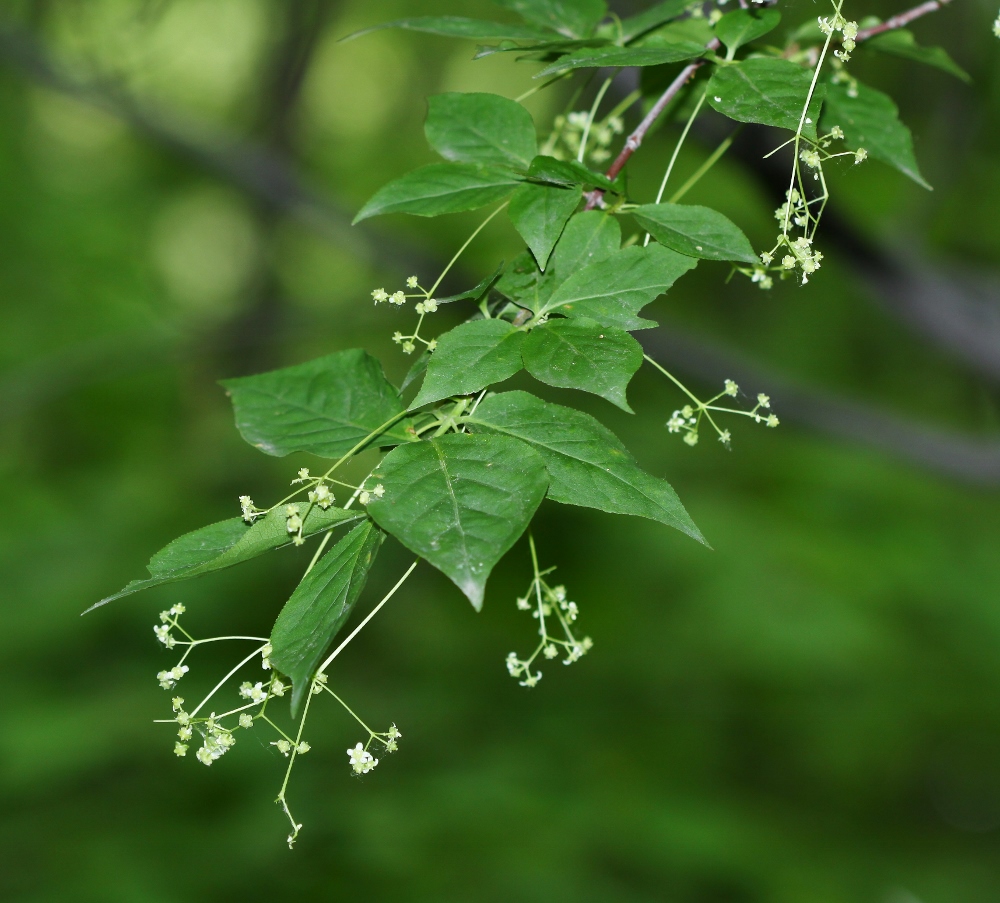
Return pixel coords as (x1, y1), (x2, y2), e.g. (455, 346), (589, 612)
(3, 1), (1000, 900)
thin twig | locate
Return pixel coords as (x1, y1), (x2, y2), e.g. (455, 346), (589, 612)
(584, 38), (721, 210)
(855, 0), (953, 42)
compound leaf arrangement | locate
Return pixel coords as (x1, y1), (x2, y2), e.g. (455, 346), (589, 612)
(91, 0), (967, 847)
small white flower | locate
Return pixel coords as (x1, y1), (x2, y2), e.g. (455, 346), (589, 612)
(178, 725), (193, 741)
(516, 596), (531, 611)
(854, 148), (868, 164)
(387, 724), (401, 741)
(308, 483), (334, 509)
(757, 393), (770, 408)
(519, 670), (542, 688)
(272, 739), (292, 756)
(718, 429), (731, 445)
(543, 644), (558, 659)
(347, 743), (378, 774)
(766, 414), (780, 428)
(423, 299), (438, 313)
(390, 291), (406, 306)
(406, 276), (418, 288)
(174, 742), (188, 757)
(724, 379), (739, 397)
(505, 652), (523, 677)
(683, 431), (699, 447)
(373, 484), (385, 498)
(296, 742), (311, 755)
(270, 678), (287, 697)
(239, 713), (253, 729)
(372, 288), (389, 303)
(359, 491), (371, 506)
(667, 412), (686, 433)
(565, 601), (579, 622)
(261, 643), (273, 670)
(427, 339), (438, 352)
(402, 341), (415, 355)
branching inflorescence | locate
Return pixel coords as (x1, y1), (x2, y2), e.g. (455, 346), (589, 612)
(91, 0), (966, 846)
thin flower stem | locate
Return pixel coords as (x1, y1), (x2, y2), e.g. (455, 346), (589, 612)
(190, 645), (267, 718)
(427, 203), (509, 298)
(645, 87), (707, 246)
(316, 559), (419, 675)
(515, 70), (571, 103)
(643, 354), (701, 406)
(528, 533), (547, 638)
(322, 685), (376, 735)
(578, 75), (614, 163)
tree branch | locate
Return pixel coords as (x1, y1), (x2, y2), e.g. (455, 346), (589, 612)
(855, 0), (954, 42)
(584, 38), (720, 210)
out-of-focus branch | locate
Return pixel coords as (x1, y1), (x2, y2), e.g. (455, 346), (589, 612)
(855, 0), (954, 42)
(642, 325), (1000, 485)
(584, 38), (719, 211)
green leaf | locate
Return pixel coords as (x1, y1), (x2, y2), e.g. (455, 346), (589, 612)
(618, 0), (691, 42)
(706, 58), (825, 137)
(522, 317), (642, 412)
(821, 80), (930, 190)
(508, 181), (581, 270)
(88, 506), (364, 611)
(495, 250), (555, 313)
(340, 16), (556, 42)
(539, 243), (697, 330)
(493, 0), (606, 39)
(527, 155), (621, 192)
(548, 210), (621, 275)
(435, 262), (505, 303)
(354, 163), (521, 222)
(534, 41), (705, 77)
(466, 391), (704, 542)
(863, 29), (970, 83)
(713, 8), (780, 55)
(399, 350), (429, 393)
(425, 93), (538, 169)
(270, 521), (383, 716)
(222, 349), (412, 459)
(410, 320), (526, 408)
(632, 203), (756, 263)
(367, 433), (548, 609)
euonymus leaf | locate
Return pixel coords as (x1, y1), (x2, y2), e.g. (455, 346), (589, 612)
(508, 181), (582, 270)
(367, 433), (548, 610)
(527, 155), (621, 192)
(495, 250), (555, 314)
(632, 203), (757, 263)
(863, 29), (970, 83)
(399, 350), (429, 393)
(425, 93), (537, 169)
(618, 0), (691, 42)
(495, 211), (620, 314)
(822, 80), (930, 190)
(466, 391), (704, 542)
(270, 520), (383, 716)
(341, 16), (556, 42)
(435, 262), (505, 303)
(354, 163), (521, 222)
(521, 317), (642, 412)
(494, 0), (606, 39)
(713, 7), (780, 55)
(707, 58), (824, 137)
(548, 210), (621, 276)
(539, 243), (697, 330)
(89, 505), (364, 611)
(223, 349), (411, 459)
(534, 41), (705, 77)
(411, 319), (526, 408)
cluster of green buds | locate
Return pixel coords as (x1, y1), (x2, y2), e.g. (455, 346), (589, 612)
(506, 556), (593, 688)
(818, 12), (859, 62)
(665, 379), (778, 448)
(374, 275), (441, 354)
(545, 110), (625, 165)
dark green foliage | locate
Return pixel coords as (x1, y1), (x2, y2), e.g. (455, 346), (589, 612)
(632, 203), (757, 263)
(508, 181), (581, 269)
(425, 93), (537, 169)
(466, 391), (703, 541)
(713, 7), (781, 55)
(707, 58), (825, 137)
(822, 79), (931, 189)
(270, 521), (384, 715)
(222, 350), (411, 459)
(367, 433), (549, 609)
(521, 317), (643, 412)
(91, 506), (364, 610)
(410, 319), (526, 407)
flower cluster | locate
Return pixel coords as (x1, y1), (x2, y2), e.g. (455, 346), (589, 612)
(665, 378), (778, 448)
(154, 603), (187, 650)
(239, 495), (265, 523)
(357, 482), (385, 507)
(543, 110), (625, 165)
(373, 275), (441, 355)
(506, 551), (593, 688)
(818, 12), (859, 62)
(348, 742), (378, 774)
